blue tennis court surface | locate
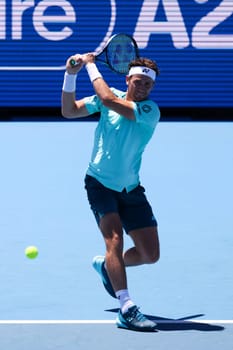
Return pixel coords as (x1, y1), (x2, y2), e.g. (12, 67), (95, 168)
(0, 121), (232, 349)
(0, 321), (232, 350)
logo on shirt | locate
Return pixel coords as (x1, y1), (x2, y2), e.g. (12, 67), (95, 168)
(142, 104), (152, 113)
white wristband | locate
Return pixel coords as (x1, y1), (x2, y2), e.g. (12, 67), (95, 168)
(62, 72), (77, 92)
(86, 63), (102, 82)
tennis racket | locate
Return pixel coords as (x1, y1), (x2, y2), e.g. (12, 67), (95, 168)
(70, 33), (139, 75)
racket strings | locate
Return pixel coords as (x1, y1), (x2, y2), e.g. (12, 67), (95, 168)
(107, 35), (138, 74)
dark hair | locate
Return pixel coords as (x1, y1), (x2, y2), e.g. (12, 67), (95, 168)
(129, 57), (160, 76)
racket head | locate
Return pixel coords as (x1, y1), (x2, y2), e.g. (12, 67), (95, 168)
(96, 33), (139, 75)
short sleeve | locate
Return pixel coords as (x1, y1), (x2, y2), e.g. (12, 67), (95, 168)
(133, 100), (160, 129)
(83, 94), (101, 115)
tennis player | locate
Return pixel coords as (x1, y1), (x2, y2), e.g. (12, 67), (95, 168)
(62, 53), (160, 332)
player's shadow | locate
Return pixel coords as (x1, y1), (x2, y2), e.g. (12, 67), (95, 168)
(105, 309), (225, 332)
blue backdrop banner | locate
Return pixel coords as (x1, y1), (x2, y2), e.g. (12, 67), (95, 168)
(1, 0), (233, 107)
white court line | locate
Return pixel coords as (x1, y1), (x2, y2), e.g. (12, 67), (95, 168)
(0, 320), (232, 325)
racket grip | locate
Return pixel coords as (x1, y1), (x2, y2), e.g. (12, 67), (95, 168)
(69, 58), (77, 67)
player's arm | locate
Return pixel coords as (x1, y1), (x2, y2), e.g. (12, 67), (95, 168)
(61, 54), (90, 119)
(82, 54), (136, 121)
(92, 77), (136, 120)
(62, 91), (89, 119)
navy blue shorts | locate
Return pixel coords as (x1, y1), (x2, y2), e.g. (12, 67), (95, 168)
(84, 175), (157, 233)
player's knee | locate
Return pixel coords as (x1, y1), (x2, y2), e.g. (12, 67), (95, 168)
(144, 248), (160, 264)
(105, 231), (124, 253)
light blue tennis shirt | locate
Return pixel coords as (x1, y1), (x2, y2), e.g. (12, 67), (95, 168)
(84, 88), (160, 192)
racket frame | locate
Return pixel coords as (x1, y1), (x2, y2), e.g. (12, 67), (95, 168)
(70, 33), (139, 75)
(95, 33), (139, 74)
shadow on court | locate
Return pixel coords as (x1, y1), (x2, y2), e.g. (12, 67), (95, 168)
(106, 309), (225, 332)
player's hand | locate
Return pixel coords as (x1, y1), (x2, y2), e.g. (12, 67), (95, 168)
(66, 54), (84, 74)
(82, 53), (96, 65)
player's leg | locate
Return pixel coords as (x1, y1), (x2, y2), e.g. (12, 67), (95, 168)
(115, 187), (158, 331)
(115, 225), (159, 332)
(124, 226), (160, 266)
(94, 206), (157, 331)
(120, 184), (159, 267)
(98, 212), (127, 292)
(85, 175), (131, 298)
(86, 177), (157, 330)
(100, 213), (158, 332)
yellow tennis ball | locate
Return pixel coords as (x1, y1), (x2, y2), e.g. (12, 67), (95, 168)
(25, 246), (38, 259)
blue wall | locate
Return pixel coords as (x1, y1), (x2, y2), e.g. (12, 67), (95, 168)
(1, 0), (233, 108)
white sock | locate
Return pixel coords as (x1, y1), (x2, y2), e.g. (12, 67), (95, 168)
(115, 289), (135, 314)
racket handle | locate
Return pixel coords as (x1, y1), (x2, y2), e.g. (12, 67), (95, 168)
(69, 58), (77, 67)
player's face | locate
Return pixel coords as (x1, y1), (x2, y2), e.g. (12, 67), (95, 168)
(126, 74), (154, 101)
